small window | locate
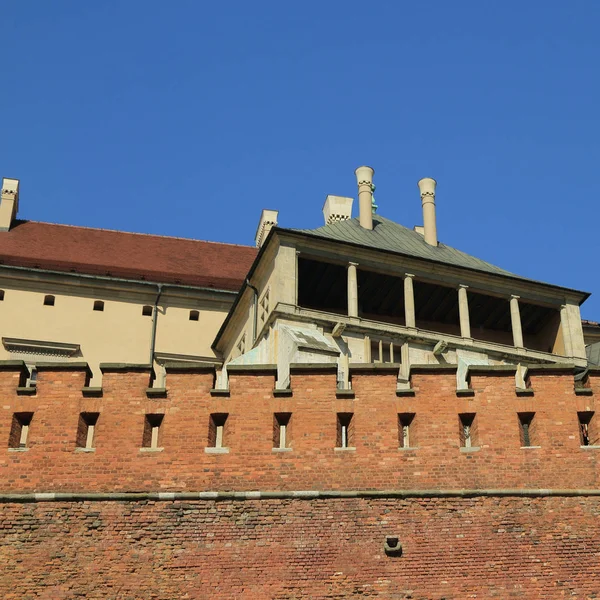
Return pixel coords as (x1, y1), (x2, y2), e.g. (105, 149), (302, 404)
(76, 413), (99, 449)
(189, 310), (200, 321)
(398, 413), (416, 448)
(142, 305), (153, 317)
(9, 412), (33, 449)
(370, 339), (401, 363)
(273, 413), (291, 449)
(0, 289), (5, 301)
(578, 411), (597, 447)
(93, 300), (104, 312)
(142, 414), (164, 449)
(518, 412), (536, 447)
(459, 413), (477, 448)
(336, 413), (354, 448)
(43, 295), (55, 306)
(208, 413), (228, 448)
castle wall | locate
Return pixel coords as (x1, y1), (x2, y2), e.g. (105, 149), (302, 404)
(1, 496), (599, 599)
(0, 365), (599, 492)
(1, 365), (600, 598)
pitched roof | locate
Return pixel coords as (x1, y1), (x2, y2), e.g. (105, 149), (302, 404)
(295, 215), (518, 277)
(293, 215), (581, 291)
(0, 221), (257, 291)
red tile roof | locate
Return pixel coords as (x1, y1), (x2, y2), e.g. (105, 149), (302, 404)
(0, 221), (257, 291)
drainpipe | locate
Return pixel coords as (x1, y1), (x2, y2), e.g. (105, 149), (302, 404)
(149, 284), (164, 380)
(246, 279), (259, 343)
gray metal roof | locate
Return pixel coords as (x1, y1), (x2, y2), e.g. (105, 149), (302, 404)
(294, 215), (521, 279)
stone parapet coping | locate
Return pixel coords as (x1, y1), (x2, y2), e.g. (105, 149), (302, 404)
(227, 364), (277, 373)
(36, 362), (91, 372)
(409, 364), (458, 375)
(467, 365), (518, 375)
(100, 363), (152, 373)
(163, 362), (217, 374)
(527, 364), (576, 374)
(289, 363), (337, 372)
(349, 363), (401, 373)
(1, 488), (600, 503)
(0, 360), (27, 370)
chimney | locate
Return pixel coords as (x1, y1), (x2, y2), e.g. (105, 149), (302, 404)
(354, 166), (374, 230)
(0, 177), (19, 231)
(255, 209), (278, 248)
(417, 177), (437, 246)
(322, 195), (353, 225)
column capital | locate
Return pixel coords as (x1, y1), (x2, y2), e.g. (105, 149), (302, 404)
(404, 273), (415, 279)
(510, 294), (520, 300)
(348, 261), (359, 268)
(458, 284), (469, 290)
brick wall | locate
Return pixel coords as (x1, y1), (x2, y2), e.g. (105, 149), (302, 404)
(1, 365), (599, 598)
(0, 365), (598, 492)
(1, 496), (599, 599)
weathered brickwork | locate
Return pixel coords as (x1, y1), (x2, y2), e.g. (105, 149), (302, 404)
(1, 497), (599, 599)
(1, 365), (599, 597)
(0, 365), (599, 492)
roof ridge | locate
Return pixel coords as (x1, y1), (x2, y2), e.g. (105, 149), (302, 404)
(18, 220), (256, 250)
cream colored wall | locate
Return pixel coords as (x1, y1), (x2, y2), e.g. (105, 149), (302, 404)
(217, 237), (287, 364)
(0, 278), (233, 384)
(154, 304), (228, 359)
(220, 291), (253, 364)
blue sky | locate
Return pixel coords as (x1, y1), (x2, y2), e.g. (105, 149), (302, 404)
(2, 1), (599, 317)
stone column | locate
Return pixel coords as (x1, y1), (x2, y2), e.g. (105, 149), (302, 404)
(458, 285), (471, 338)
(404, 274), (416, 328)
(560, 305), (574, 357)
(561, 302), (587, 359)
(347, 262), (359, 318)
(510, 295), (524, 348)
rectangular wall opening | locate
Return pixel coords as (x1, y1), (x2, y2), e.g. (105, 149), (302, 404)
(413, 280), (460, 335)
(459, 413), (477, 448)
(468, 291), (512, 345)
(142, 414), (164, 449)
(336, 413), (354, 449)
(519, 301), (562, 354)
(369, 338), (402, 363)
(208, 413), (228, 448)
(518, 412), (536, 447)
(9, 412), (33, 449)
(469, 291), (562, 353)
(578, 411), (598, 447)
(298, 257), (348, 315)
(398, 413), (416, 449)
(76, 412), (99, 449)
(273, 413), (291, 449)
(357, 269), (405, 326)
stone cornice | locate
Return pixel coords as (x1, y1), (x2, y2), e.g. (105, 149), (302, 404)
(1, 488), (599, 503)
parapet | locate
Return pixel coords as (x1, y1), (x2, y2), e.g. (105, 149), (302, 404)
(0, 364), (598, 495)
